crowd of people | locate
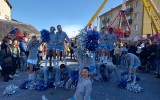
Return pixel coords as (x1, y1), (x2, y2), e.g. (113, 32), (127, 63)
(0, 25), (160, 100)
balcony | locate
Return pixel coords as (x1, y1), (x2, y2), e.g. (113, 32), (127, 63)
(125, 8), (133, 14)
(121, 19), (132, 26)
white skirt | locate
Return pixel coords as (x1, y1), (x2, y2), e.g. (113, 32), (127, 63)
(27, 59), (38, 65)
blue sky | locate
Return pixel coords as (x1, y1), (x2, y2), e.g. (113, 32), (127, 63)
(9, 0), (123, 37)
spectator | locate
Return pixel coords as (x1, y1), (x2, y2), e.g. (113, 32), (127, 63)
(70, 40), (75, 60)
(10, 39), (20, 76)
(65, 40), (70, 57)
(128, 42), (137, 54)
(113, 43), (122, 67)
(1, 37), (13, 82)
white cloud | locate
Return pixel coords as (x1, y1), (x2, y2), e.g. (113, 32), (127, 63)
(62, 25), (83, 38)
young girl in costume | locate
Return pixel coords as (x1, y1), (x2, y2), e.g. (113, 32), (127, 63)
(69, 67), (92, 100)
(27, 36), (43, 82)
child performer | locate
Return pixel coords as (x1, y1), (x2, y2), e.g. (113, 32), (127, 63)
(122, 51), (141, 84)
(98, 27), (108, 63)
(71, 67), (92, 100)
(98, 63), (120, 81)
(59, 64), (71, 83)
(35, 66), (59, 85)
(27, 36), (42, 82)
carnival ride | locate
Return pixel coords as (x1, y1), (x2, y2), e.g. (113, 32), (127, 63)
(87, 0), (160, 37)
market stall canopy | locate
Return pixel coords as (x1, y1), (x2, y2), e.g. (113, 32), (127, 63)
(0, 19), (40, 41)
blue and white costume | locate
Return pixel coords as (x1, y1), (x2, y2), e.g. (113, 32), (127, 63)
(45, 31), (57, 67)
(37, 66), (59, 85)
(27, 39), (42, 65)
(59, 66), (71, 81)
(124, 53), (141, 84)
(56, 31), (70, 51)
(27, 39), (42, 81)
(106, 33), (117, 51)
(47, 32), (57, 50)
(36, 67), (49, 85)
(96, 62), (120, 81)
(73, 76), (92, 100)
(99, 32), (107, 49)
(125, 53), (141, 70)
(85, 55), (96, 74)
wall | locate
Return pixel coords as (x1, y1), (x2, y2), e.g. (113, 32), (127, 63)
(0, 0), (11, 20)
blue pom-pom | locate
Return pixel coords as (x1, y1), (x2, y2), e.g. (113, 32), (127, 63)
(85, 30), (100, 51)
(118, 78), (128, 88)
(47, 80), (55, 88)
(40, 29), (50, 42)
(35, 83), (47, 91)
(71, 70), (79, 83)
(20, 80), (32, 89)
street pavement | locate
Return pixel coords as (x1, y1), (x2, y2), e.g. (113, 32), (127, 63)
(0, 59), (160, 100)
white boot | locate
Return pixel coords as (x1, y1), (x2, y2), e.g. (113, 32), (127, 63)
(57, 59), (60, 66)
(53, 59), (57, 66)
(104, 56), (108, 62)
(45, 59), (48, 67)
(127, 75), (132, 82)
(99, 57), (102, 63)
(32, 72), (36, 83)
(29, 74), (32, 81)
(132, 75), (136, 85)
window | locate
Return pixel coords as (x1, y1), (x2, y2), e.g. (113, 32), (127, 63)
(106, 16), (109, 21)
(126, 5), (131, 9)
(134, 12), (139, 19)
(134, 24), (138, 31)
(134, 1), (140, 7)
(126, 16), (131, 20)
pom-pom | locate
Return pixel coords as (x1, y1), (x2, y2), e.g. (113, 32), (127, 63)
(126, 83), (143, 93)
(118, 78), (128, 88)
(85, 30), (99, 51)
(20, 80), (34, 89)
(35, 83), (47, 91)
(3, 85), (19, 96)
(40, 29), (50, 42)
(47, 80), (55, 88)
(71, 70), (79, 83)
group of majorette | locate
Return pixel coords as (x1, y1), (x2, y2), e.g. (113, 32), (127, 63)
(25, 26), (142, 100)
(27, 25), (71, 82)
(97, 27), (141, 85)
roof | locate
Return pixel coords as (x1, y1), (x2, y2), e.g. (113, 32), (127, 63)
(0, 19), (40, 41)
(5, 0), (12, 9)
(99, 0), (133, 18)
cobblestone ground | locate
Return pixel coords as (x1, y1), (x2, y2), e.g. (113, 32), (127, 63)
(0, 59), (160, 100)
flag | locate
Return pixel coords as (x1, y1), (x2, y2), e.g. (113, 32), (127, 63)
(9, 28), (19, 34)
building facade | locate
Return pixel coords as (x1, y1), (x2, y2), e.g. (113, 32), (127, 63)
(0, 0), (12, 20)
(100, 0), (160, 37)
